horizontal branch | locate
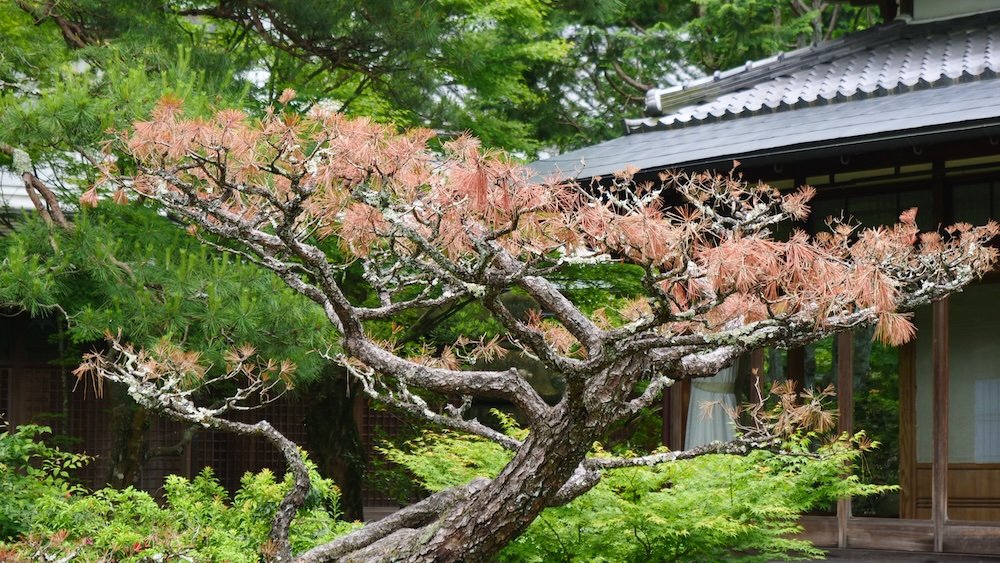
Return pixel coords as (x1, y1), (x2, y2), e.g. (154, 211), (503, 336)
(348, 339), (551, 424)
(296, 478), (492, 562)
(584, 435), (777, 471)
(79, 341), (307, 562)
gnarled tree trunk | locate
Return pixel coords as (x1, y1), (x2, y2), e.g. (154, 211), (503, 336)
(408, 407), (596, 561)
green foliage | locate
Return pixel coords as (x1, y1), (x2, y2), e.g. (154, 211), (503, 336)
(552, 262), (647, 315)
(684, 0), (876, 72)
(0, 204), (337, 382)
(0, 422), (89, 540)
(0, 421), (357, 561)
(384, 419), (892, 562)
(1, 1), (877, 158)
(852, 339), (901, 516)
(685, 0), (813, 72)
(381, 430), (513, 493)
(0, 2), (248, 180)
(503, 444), (878, 563)
(423, 302), (507, 350)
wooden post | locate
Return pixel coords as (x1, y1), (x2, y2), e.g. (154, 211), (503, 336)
(661, 391), (671, 447)
(669, 380), (688, 450)
(932, 297), (949, 552)
(787, 347), (805, 394)
(353, 392), (368, 445)
(837, 331), (854, 548)
(6, 367), (22, 427)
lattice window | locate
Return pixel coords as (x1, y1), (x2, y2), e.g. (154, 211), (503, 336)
(139, 414), (188, 494)
(188, 397), (313, 494)
(361, 408), (410, 505)
(952, 180), (1000, 226)
(191, 428), (239, 491)
(67, 375), (113, 489)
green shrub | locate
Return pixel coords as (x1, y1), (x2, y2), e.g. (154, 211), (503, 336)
(0, 422), (89, 541)
(384, 419), (892, 563)
(0, 420), (358, 561)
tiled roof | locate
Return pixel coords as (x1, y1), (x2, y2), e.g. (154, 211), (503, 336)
(531, 78), (1000, 181)
(626, 11), (1000, 133)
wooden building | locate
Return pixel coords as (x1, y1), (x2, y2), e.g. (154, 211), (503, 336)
(534, 0), (1000, 555)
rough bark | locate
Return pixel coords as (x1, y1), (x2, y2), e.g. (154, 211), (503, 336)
(408, 409), (595, 561)
(296, 479), (491, 562)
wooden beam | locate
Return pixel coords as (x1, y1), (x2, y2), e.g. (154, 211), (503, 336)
(740, 136), (1000, 188)
(837, 331), (854, 548)
(898, 340), (917, 519)
(932, 297), (950, 552)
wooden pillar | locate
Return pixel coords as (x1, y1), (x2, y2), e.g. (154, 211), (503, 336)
(663, 384), (689, 451)
(353, 392), (368, 445)
(932, 160), (947, 226)
(878, 0), (897, 22)
(836, 331), (854, 548)
(898, 341), (917, 519)
(661, 391), (671, 447)
(7, 368), (23, 427)
(669, 380), (688, 450)
(930, 158), (948, 548)
(787, 347), (805, 393)
(932, 297), (949, 552)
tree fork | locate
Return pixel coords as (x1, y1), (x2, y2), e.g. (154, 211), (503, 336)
(409, 410), (598, 562)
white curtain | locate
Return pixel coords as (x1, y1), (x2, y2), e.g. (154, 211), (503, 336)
(684, 365), (738, 449)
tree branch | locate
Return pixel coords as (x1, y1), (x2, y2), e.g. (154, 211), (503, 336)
(75, 340), (305, 562)
(295, 478), (491, 562)
(0, 143), (70, 230)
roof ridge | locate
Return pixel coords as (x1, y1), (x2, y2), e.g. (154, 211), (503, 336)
(643, 10), (1000, 119)
(630, 11), (1000, 135)
(644, 20), (905, 117)
(626, 69), (1000, 134)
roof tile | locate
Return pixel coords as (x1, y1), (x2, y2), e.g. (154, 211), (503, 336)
(629, 13), (1000, 134)
(533, 79), (1000, 181)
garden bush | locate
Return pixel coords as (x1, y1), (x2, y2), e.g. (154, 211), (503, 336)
(384, 413), (891, 563)
(2, 412), (889, 561)
(0, 420), (357, 562)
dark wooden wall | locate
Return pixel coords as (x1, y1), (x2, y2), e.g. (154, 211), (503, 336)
(0, 313), (403, 508)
